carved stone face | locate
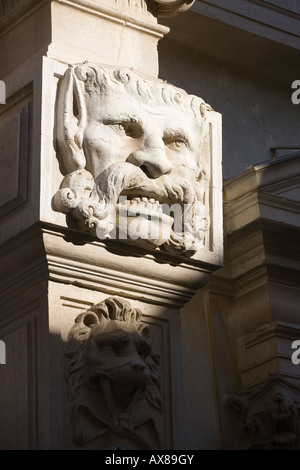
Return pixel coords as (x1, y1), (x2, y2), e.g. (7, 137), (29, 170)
(55, 64), (210, 254)
(83, 89), (200, 180)
(86, 320), (151, 389)
(64, 297), (162, 449)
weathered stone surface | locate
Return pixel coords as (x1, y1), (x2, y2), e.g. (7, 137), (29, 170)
(53, 63), (222, 262)
(65, 296), (163, 449)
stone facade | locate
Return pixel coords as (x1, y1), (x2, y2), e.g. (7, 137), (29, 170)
(0, 0), (299, 450)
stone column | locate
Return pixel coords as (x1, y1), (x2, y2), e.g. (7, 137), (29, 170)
(0, 0), (223, 449)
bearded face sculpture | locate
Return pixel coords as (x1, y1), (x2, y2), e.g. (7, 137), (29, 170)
(53, 63), (215, 256)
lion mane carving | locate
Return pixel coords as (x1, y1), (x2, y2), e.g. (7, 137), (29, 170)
(65, 296), (162, 449)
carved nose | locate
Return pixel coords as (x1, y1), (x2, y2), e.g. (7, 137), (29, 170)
(131, 361), (146, 373)
(127, 148), (172, 179)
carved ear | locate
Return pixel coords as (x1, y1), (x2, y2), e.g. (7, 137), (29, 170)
(56, 67), (87, 173)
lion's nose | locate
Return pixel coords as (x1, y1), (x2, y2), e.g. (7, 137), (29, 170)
(131, 360), (146, 373)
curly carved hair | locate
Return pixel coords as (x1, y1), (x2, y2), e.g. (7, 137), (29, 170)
(64, 297), (162, 409)
(74, 62), (210, 124)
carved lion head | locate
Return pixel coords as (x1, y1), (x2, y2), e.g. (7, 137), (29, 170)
(65, 297), (161, 411)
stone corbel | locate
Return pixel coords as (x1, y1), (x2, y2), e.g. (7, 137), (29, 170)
(53, 62), (215, 259)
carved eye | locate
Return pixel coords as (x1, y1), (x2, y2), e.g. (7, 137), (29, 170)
(113, 123), (128, 134)
(96, 343), (114, 354)
(164, 136), (188, 150)
(89, 375), (100, 387)
(109, 121), (143, 138)
(135, 339), (151, 359)
(169, 139), (186, 149)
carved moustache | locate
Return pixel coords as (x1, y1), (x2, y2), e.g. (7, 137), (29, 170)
(93, 161), (201, 208)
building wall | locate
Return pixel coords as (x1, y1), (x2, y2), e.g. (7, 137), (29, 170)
(158, 0), (300, 179)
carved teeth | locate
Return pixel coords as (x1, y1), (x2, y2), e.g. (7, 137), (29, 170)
(122, 196), (162, 211)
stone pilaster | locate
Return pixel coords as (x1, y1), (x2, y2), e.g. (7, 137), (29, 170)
(0, 0), (223, 449)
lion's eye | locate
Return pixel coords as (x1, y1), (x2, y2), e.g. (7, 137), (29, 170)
(89, 375), (100, 387)
(135, 340), (151, 358)
(99, 344), (114, 353)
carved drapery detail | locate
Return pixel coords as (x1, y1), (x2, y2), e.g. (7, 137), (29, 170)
(65, 297), (162, 449)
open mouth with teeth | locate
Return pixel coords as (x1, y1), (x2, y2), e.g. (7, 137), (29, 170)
(121, 195), (163, 214)
(116, 193), (175, 246)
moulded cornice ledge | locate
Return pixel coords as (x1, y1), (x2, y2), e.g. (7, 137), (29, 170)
(54, 0), (170, 37)
(42, 225), (214, 308)
(224, 154), (300, 203)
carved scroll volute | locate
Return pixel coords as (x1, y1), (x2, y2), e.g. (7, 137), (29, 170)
(153, 0), (195, 17)
(65, 297), (163, 450)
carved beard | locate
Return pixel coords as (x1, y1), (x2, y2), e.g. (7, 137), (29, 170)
(94, 162), (200, 206)
(80, 162), (208, 255)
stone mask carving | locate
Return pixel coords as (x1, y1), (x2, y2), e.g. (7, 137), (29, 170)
(65, 297), (162, 450)
(54, 63), (212, 256)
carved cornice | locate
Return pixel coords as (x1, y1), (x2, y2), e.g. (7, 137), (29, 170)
(224, 155), (300, 234)
(44, 226), (212, 307)
(0, 0), (170, 39)
(0, 223), (214, 308)
(0, 0), (195, 27)
(248, 0), (300, 19)
(54, 0), (169, 37)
